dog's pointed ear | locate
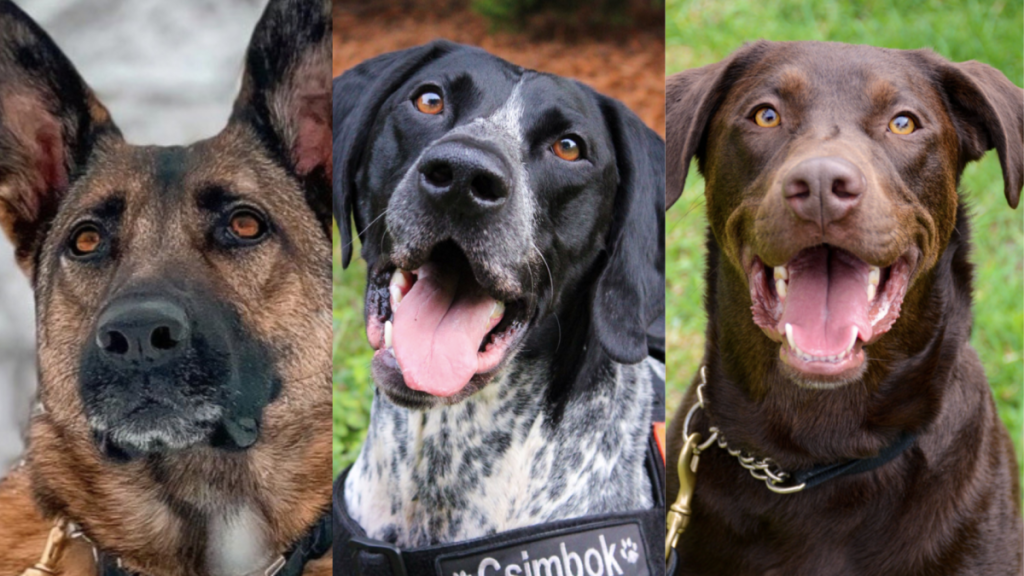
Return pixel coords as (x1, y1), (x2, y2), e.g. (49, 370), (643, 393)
(590, 94), (665, 365)
(665, 40), (771, 208)
(0, 1), (121, 275)
(333, 40), (461, 268)
(910, 51), (1024, 209)
(230, 0), (332, 235)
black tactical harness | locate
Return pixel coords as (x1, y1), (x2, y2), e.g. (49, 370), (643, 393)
(334, 367), (668, 576)
(96, 510), (332, 576)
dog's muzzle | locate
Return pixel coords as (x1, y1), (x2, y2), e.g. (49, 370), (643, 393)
(79, 287), (280, 461)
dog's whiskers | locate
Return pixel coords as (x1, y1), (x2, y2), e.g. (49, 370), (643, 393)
(532, 244), (560, 352)
(343, 207), (391, 253)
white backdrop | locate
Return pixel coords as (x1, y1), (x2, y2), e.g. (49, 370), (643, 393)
(0, 0), (267, 476)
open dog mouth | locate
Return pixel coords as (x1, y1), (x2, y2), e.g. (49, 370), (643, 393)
(366, 241), (529, 399)
(748, 244), (918, 382)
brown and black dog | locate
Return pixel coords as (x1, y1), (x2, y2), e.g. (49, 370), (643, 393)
(665, 41), (1023, 575)
(0, 1), (332, 575)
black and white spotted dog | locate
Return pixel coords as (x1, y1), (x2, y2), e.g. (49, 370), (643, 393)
(333, 41), (665, 552)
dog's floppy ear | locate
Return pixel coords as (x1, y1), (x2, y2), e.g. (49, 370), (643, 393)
(230, 0), (332, 235)
(590, 93), (665, 365)
(333, 40), (461, 268)
(909, 50), (1024, 208)
(0, 1), (121, 275)
(665, 40), (770, 208)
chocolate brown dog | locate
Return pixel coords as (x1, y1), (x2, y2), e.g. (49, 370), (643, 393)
(665, 41), (1022, 575)
(0, 1), (332, 574)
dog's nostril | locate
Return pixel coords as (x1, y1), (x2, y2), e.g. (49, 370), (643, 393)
(150, 326), (178, 350)
(831, 176), (861, 199)
(470, 175), (502, 202)
(103, 331), (130, 355)
(787, 179), (811, 199)
(425, 164), (454, 188)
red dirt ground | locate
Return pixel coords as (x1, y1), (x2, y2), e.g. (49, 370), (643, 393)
(333, 3), (665, 136)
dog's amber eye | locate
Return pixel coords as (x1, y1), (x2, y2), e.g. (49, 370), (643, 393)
(70, 225), (102, 256)
(754, 106), (780, 128)
(889, 114), (915, 135)
(414, 90), (444, 115)
(552, 137), (581, 161)
(228, 210), (266, 241)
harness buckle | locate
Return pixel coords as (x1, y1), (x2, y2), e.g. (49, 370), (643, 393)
(349, 536), (408, 576)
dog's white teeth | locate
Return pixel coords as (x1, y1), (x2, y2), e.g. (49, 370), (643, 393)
(391, 269), (411, 290)
(845, 328), (858, 355)
(384, 320), (393, 349)
(390, 269), (414, 311)
(389, 285), (403, 310)
(776, 278), (787, 300)
(774, 266), (788, 281)
(867, 266), (880, 301)
(785, 323), (796, 351)
(868, 265), (880, 286)
(490, 301), (505, 320)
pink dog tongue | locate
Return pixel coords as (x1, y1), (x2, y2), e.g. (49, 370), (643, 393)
(392, 262), (499, 396)
(779, 246), (872, 356)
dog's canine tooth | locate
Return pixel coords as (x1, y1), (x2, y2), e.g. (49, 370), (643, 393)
(391, 268), (412, 289)
(390, 285), (404, 311)
(774, 266), (788, 281)
(785, 323), (796, 351)
(845, 328), (858, 355)
(866, 284), (876, 302)
(490, 301), (505, 321)
(776, 278), (787, 300)
(384, 320), (393, 349)
(390, 269), (413, 311)
(868, 265), (880, 286)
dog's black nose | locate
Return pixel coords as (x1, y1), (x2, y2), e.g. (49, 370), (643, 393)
(96, 298), (190, 366)
(418, 141), (512, 215)
(783, 156), (865, 227)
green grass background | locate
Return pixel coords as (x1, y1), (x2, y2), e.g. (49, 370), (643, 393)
(665, 0), (1024, 481)
(333, 228), (374, 478)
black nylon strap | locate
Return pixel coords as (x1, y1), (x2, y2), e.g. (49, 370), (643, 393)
(97, 508), (332, 576)
(789, 430), (918, 490)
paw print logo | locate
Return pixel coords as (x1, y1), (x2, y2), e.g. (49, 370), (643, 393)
(619, 537), (640, 564)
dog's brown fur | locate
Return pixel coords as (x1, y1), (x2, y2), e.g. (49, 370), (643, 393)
(666, 41), (1022, 575)
(0, 1), (332, 574)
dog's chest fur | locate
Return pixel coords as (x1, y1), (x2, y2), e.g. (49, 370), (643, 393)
(345, 356), (661, 547)
(206, 505), (272, 576)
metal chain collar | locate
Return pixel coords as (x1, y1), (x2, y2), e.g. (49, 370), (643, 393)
(683, 367), (807, 495)
(666, 366), (809, 564)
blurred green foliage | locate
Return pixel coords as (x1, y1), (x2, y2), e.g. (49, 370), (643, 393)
(333, 226), (374, 478)
(665, 0), (1024, 482)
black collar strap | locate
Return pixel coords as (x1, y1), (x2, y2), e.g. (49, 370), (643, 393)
(96, 509), (332, 576)
(788, 430), (918, 490)
(334, 432), (667, 576)
(685, 369), (918, 494)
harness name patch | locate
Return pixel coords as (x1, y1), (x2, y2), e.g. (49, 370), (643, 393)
(437, 522), (649, 576)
